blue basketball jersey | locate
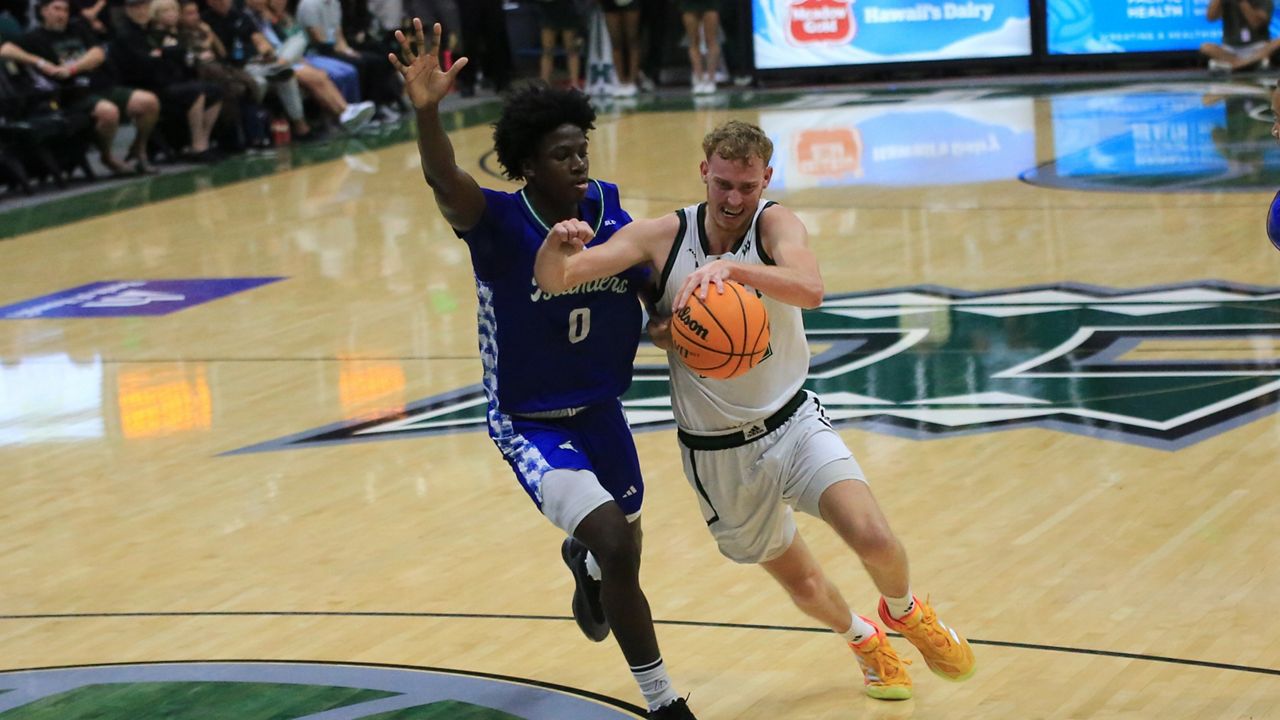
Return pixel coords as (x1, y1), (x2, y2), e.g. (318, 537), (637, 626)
(462, 179), (646, 416)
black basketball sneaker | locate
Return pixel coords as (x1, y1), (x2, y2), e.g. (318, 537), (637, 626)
(648, 698), (697, 719)
(561, 537), (609, 642)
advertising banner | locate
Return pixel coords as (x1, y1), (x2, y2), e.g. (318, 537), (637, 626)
(752, 0), (1032, 70)
(1047, 0), (1280, 54)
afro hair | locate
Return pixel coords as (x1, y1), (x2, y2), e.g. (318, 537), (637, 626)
(492, 82), (597, 182)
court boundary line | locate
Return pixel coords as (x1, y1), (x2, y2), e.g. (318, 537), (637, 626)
(1, 611), (1276, 678)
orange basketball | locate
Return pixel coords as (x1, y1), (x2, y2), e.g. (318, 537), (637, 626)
(671, 280), (770, 380)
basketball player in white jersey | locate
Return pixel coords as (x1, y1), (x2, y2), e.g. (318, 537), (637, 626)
(534, 120), (975, 700)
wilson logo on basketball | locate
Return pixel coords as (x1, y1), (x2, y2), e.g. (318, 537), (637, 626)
(787, 0), (856, 45)
(795, 128), (864, 178)
(675, 306), (711, 342)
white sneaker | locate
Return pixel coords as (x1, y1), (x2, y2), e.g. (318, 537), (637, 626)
(339, 101), (375, 132)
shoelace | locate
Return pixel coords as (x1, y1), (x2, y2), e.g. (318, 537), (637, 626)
(854, 639), (911, 682)
(916, 605), (955, 650)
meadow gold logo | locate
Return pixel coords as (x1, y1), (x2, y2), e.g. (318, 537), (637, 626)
(787, 0), (857, 45)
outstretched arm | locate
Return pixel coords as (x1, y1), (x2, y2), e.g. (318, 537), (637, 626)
(388, 19), (484, 231)
(534, 215), (675, 295)
(673, 205), (823, 310)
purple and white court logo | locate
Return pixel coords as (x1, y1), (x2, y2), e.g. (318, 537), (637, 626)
(0, 278), (284, 319)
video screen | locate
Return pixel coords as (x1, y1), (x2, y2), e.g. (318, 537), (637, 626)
(1046, 0), (1280, 55)
(752, 0), (1033, 70)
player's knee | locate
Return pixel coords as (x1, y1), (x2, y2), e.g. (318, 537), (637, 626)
(852, 525), (900, 566)
(784, 567), (827, 605)
(588, 529), (641, 578)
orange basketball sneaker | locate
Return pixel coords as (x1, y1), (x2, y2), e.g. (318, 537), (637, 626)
(878, 596), (976, 681)
(848, 619), (913, 700)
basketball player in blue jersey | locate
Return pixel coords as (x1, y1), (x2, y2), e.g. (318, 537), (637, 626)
(1268, 82), (1280, 251)
(536, 120), (976, 702)
(387, 19), (696, 719)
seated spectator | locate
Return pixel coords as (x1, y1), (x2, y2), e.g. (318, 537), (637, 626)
(0, 0), (160, 173)
(535, 0), (581, 89)
(244, 0), (373, 132)
(203, 0), (314, 144)
(268, 0), (360, 104)
(177, 0), (255, 143)
(1201, 0), (1274, 72)
(296, 0), (403, 116)
(113, 0), (223, 161)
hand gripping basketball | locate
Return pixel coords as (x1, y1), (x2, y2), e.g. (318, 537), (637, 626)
(671, 280), (770, 380)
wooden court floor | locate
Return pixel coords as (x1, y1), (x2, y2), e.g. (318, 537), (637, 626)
(1, 79), (1278, 719)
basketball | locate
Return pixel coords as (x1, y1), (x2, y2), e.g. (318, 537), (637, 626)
(671, 280), (770, 380)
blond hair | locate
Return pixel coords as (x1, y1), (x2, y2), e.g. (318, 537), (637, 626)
(150, 0), (178, 22)
(702, 120), (774, 166)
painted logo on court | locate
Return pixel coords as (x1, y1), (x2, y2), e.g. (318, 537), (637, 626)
(0, 662), (644, 719)
(0, 279), (283, 319)
(233, 282), (1280, 453)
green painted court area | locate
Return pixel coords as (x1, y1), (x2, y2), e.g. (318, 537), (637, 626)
(0, 681), (529, 719)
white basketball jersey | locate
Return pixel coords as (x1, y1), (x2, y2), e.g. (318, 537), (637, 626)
(654, 201), (809, 432)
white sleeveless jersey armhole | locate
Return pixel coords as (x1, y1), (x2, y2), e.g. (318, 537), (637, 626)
(654, 200), (810, 433)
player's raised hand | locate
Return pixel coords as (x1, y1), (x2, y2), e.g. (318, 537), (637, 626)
(547, 219), (595, 253)
(675, 259), (734, 311)
(388, 19), (468, 111)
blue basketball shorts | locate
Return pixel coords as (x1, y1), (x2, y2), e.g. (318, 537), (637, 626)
(490, 399), (645, 520)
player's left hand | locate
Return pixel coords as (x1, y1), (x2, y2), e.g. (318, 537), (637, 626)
(646, 314), (672, 350)
(674, 259), (735, 311)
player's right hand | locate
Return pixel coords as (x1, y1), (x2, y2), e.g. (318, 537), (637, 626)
(388, 19), (468, 111)
(547, 219), (595, 253)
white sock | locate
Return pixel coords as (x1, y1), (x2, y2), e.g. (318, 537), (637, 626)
(585, 551), (602, 581)
(883, 592), (915, 620)
(631, 657), (679, 711)
(839, 612), (877, 645)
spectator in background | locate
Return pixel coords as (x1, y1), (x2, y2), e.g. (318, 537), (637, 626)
(0, 0), (160, 173)
(718, 0), (751, 86)
(406, 0), (457, 65)
(1201, 0), (1273, 71)
(456, 0), (509, 96)
(679, 0), (718, 94)
(296, 0), (403, 117)
(245, 0), (374, 132)
(599, 0), (641, 97)
(72, 0), (112, 38)
(638, 0), (665, 89)
(204, 0), (315, 145)
(178, 0), (256, 143)
(536, 0), (581, 89)
(267, 0), (361, 104)
(113, 0), (222, 161)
